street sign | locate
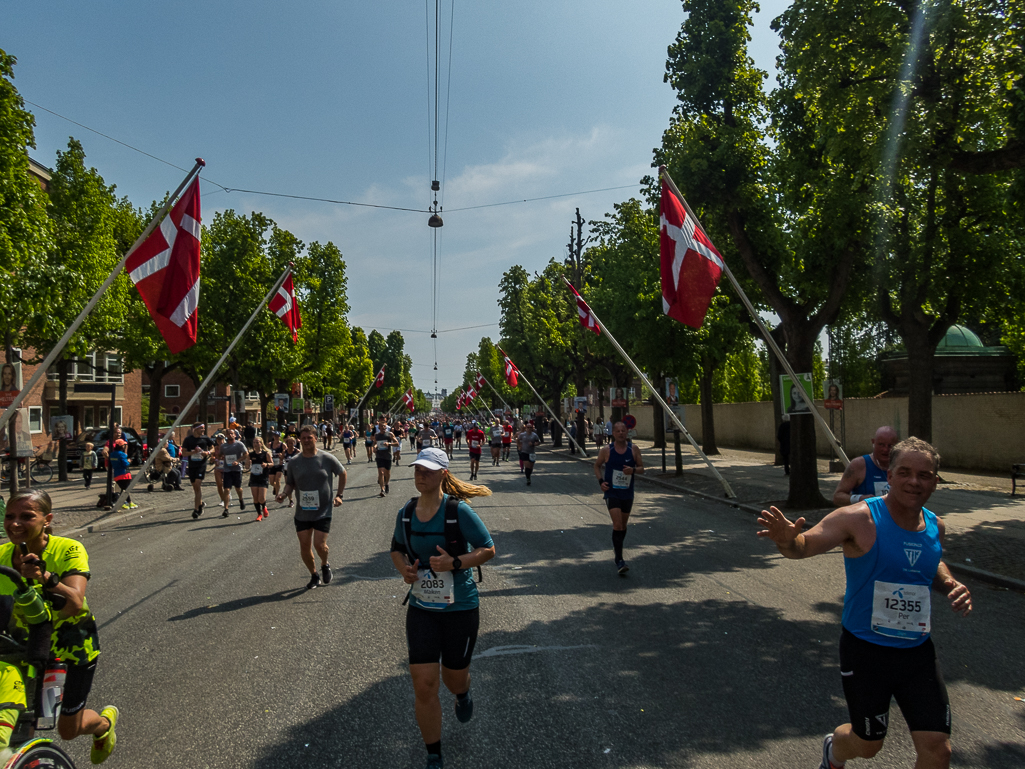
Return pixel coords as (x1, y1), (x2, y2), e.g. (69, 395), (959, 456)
(623, 414), (637, 429)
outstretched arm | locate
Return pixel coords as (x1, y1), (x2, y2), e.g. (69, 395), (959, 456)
(757, 506), (853, 560)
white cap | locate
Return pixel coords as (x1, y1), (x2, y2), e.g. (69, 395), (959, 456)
(409, 447), (449, 471)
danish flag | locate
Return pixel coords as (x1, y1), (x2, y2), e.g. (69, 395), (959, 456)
(456, 391), (464, 410)
(402, 389), (415, 412)
(268, 272), (302, 343)
(373, 366), (386, 388)
(475, 372), (486, 390)
(564, 278), (600, 335)
(126, 178), (202, 354)
(466, 385), (477, 401)
(502, 352), (519, 388)
(659, 176), (723, 328)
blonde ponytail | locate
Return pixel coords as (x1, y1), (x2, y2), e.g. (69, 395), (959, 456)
(442, 472), (492, 500)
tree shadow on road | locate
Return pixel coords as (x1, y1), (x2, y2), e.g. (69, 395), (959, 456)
(166, 587), (307, 621)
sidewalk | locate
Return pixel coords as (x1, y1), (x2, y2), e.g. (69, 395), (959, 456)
(559, 438), (1025, 591)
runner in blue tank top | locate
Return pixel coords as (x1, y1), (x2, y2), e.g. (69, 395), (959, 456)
(757, 437), (972, 769)
(832, 426), (898, 506)
(594, 421), (644, 576)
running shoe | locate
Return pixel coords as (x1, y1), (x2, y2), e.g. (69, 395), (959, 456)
(385, 484), (389, 494)
(425, 756), (443, 769)
(91, 705), (118, 764)
(526, 478), (531, 486)
(379, 490), (385, 498)
(240, 501), (246, 511)
(256, 512), (264, 522)
(819, 733), (838, 769)
(192, 503), (203, 519)
(321, 564), (333, 584)
(454, 692), (474, 723)
(616, 559), (629, 575)
(222, 509), (229, 518)
(306, 573), (322, 590)
(128, 502), (139, 509)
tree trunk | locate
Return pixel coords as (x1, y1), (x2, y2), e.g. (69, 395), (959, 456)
(574, 374), (587, 454)
(784, 326), (829, 509)
(900, 319), (944, 442)
(652, 373), (666, 450)
(4, 340), (19, 494)
(260, 392), (272, 441)
(698, 358), (719, 455)
(146, 360), (166, 449)
(768, 327), (785, 466)
(57, 358), (69, 482)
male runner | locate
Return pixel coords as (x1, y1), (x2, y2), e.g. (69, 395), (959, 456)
(516, 422), (540, 486)
(594, 421), (644, 574)
(453, 419), (463, 449)
(218, 429), (248, 515)
(277, 425), (345, 589)
(182, 423), (213, 519)
(488, 422), (503, 466)
(833, 426), (899, 507)
(757, 437), (971, 769)
(441, 420), (455, 458)
(393, 421), (405, 464)
(465, 421), (485, 481)
(419, 424), (438, 452)
(375, 417), (399, 497)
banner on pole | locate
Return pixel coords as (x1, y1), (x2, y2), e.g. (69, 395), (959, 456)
(780, 373), (815, 416)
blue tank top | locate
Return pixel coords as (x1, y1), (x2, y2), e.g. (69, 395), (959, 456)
(841, 496), (942, 648)
(853, 454), (889, 497)
(603, 442), (636, 500)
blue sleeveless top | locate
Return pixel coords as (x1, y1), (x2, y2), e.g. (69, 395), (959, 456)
(603, 442), (636, 500)
(842, 497), (942, 648)
(853, 454), (889, 497)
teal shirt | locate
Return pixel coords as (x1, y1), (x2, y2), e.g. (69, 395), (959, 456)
(393, 495), (493, 612)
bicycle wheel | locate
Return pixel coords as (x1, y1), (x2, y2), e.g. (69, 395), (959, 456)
(30, 462), (53, 484)
(7, 739), (76, 768)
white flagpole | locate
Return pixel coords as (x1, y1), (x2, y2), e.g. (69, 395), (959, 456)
(384, 391), (406, 416)
(659, 166), (850, 466)
(498, 348), (590, 458)
(478, 373), (514, 415)
(563, 277), (735, 498)
(354, 366), (385, 417)
(112, 265), (292, 509)
(0, 159), (206, 434)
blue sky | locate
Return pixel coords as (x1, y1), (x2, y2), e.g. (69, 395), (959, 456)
(2, 0), (789, 395)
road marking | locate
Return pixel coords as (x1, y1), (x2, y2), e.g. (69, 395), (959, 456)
(476, 644), (596, 659)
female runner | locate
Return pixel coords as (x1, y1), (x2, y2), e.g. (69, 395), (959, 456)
(247, 436), (272, 521)
(390, 448), (495, 769)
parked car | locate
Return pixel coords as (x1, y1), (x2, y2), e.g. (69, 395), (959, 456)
(74, 428), (148, 469)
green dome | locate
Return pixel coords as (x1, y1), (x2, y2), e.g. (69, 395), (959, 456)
(937, 325), (983, 349)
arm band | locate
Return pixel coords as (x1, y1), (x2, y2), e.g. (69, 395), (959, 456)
(850, 494), (862, 503)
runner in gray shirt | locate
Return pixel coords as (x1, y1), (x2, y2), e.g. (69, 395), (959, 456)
(219, 431), (248, 515)
(517, 427), (540, 486)
(277, 425), (346, 589)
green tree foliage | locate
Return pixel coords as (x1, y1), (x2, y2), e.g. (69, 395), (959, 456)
(0, 49), (51, 358)
(366, 329), (413, 414)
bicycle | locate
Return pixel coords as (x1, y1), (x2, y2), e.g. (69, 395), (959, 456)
(0, 451), (53, 487)
(0, 564), (76, 768)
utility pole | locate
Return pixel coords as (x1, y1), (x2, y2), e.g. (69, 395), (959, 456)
(565, 208), (590, 454)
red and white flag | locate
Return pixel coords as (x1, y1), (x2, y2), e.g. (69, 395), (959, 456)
(402, 389), (415, 412)
(502, 352), (519, 388)
(475, 372), (486, 391)
(373, 366), (386, 388)
(564, 278), (600, 335)
(126, 178), (202, 354)
(456, 391), (464, 410)
(660, 177), (723, 328)
(466, 385), (477, 400)
(268, 273), (302, 343)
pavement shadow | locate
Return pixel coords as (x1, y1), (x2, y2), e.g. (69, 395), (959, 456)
(166, 587), (307, 621)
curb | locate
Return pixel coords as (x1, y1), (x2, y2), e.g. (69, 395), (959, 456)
(549, 445), (1025, 594)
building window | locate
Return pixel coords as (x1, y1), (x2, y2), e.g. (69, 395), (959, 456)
(28, 407), (42, 433)
(97, 406), (122, 428)
(165, 384), (180, 398)
(83, 407), (95, 430)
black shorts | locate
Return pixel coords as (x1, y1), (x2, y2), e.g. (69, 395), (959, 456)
(62, 660), (97, 716)
(294, 517), (332, 533)
(518, 452), (534, 463)
(248, 473), (268, 488)
(406, 606), (480, 670)
(468, 451), (481, 459)
(222, 470), (243, 488)
(376, 455), (392, 470)
(365, 439), (374, 447)
(605, 496), (633, 515)
(186, 462), (206, 482)
(839, 628), (950, 740)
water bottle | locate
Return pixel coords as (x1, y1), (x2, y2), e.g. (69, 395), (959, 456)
(37, 662), (66, 730)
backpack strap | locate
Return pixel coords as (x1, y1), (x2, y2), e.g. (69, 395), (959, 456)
(444, 496), (483, 584)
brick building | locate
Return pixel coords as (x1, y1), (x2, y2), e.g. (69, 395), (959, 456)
(142, 368), (263, 433)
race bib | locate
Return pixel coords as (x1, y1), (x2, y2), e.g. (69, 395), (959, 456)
(226, 455), (239, 467)
(376, 440), (388, 451)
(299, 490), (320, 511)
(529, 453), (536, 462)
(470, 440), (480, 448)
(411, 567), (455, 609)
(216, 459), (224, 469)
(612, 470), (631, 489)
(871, 581), (931, 639)
(422, 438), (433, 447)
(189, 453), (204, 462)
(874, 481), (890, 496)
(250, 464), (263, 476)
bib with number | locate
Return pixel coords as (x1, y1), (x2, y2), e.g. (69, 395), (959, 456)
(612, 469), (631, 489)
(422, 438), (433, 447)
(216, 459), (224, 469)
(226, 455), (239, 468)
(376, 440), (389, 451)
(250, 464), (263, 476)
(874, 481), (890, 496)
(299, 490), (320, 511)
(189, 453), (204, 462)
(871, 581), (931, 639)
(411, 568), (455, 610)
(470, 440), (480, 448)
(528, 453), (536, 462)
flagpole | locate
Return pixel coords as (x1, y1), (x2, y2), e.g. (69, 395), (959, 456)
(563, 277), (735, 498)
(0, 159), (206, 434)
(353, 365), (385, 418)
(478, 373), (514, 415)
(384, 392), (405, 416)
(659, 166), (850, 467)
(497, 347), (590, 458)
(112, 264), (292, 509)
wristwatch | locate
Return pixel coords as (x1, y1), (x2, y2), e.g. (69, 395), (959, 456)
(451, 556), (463, 570)
(43, 571), (60, 590)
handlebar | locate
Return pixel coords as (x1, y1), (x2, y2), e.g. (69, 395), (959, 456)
(0, 566), (27, 593)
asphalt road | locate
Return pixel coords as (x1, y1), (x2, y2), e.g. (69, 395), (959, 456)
(49, 443), (1025, 768)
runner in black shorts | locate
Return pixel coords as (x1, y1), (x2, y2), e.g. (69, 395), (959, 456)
(594, 422), (643, 575)
(757, 437), (971, 769)
(181, 422), (213, 518)
(390, 448), (495, 769)
(374, 416), (398, 497)
(247, 436), (272, 522)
